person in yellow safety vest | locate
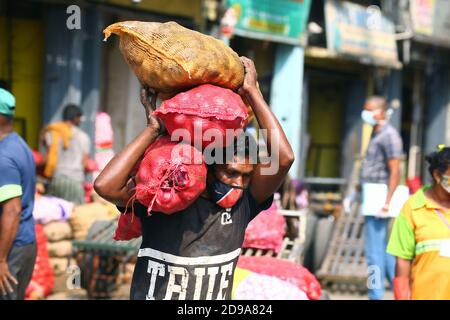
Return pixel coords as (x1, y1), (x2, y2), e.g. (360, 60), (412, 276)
(387, 145), (450, 300)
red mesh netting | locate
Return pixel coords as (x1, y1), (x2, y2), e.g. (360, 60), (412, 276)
(154, 84), (248, 149)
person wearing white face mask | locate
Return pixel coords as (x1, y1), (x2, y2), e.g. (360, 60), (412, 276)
(387, 146), (450, 300)
(359, 96), (403, 300)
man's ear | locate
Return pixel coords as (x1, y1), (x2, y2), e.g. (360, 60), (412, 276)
(433, 169), (441, 184)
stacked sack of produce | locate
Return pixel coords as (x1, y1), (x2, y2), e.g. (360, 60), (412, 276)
(33, 194), (73, 225)
(43, 220), (75, 276)
(104, 21), (250, 240)
(69, 202), (120, 241)
(32, 194), (75, 276)
(242, 201), (286, 254)
(232, 256), (322, 300)
(25, 224), (54, 299)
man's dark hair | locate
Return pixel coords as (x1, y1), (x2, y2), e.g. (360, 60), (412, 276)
(207, 132), (259, 168)
(0, 79), (11, 91)
(425, 147), (450, 179)
(62, 104), (83, 121)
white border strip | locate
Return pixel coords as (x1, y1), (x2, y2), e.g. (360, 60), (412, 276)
(138, 247), (241, 266)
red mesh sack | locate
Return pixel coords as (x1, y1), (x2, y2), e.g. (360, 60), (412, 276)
(113, 213), (142, 241)
(237, 256), (322, 300)
(153, 84), (249, 149)
(242, 202), (285, 253)
(26, 224), (54, 299)
(32, 150), (44, 166)
(133, 135), (207, 215)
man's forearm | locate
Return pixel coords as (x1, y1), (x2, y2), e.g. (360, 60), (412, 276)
(94, 126), (160, 200)
(0, 209), (20, 262)
(394, 258), (411, 300)
(386, 168), (400, 205)
(242, 88), (293, 165)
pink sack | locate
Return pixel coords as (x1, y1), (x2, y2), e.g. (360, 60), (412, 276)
(95, 112), (114, 148)
(242, 202), (286, 253)
(237, 256), (322, 300)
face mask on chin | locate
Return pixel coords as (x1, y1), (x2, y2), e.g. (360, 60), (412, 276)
(209, 179), (244, 209)
(441, 175), (450, 194)
(361, 110), (378, 126)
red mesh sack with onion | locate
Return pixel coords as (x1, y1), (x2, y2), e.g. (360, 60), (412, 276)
(237, 256), (322, 300)
(131, 135), (207, 215)
(25, 224), (54, 299)
(113, 213), (142, 241)
(153, 84), (249, 149)
(242, 202), (286, 253)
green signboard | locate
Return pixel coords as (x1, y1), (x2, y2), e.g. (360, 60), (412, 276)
(226, 0), (312, 45)
(325, 0), (399, 67)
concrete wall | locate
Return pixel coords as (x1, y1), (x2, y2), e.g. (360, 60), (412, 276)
(0, 17), (44, 148)
(108, 0), (204, 28)
(423, 66), (450, 181)
(105, 37), (147, 152)
(42, 6), (103, 154)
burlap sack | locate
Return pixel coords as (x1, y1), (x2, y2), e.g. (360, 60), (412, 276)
(43, 221), (73, 242)
(69, 202), (119, 240)
(49, 258), (69, 276)
(103, 21), (244, 93)
(47, 241), (73, 258)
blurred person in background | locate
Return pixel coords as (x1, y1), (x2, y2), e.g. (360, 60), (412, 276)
(41, 104), (92, 204)
(387, 146), (450, 300)
(0, 88), (37, 300)
(359, 96), (403, 300)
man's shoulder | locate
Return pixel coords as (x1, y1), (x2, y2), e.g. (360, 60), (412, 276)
(381, 124), (401, 137)
(0, 133), (28, 158)
(73, 127), (91, 146)
(376, 124), (402, 145)
(73, 126), (89, 138)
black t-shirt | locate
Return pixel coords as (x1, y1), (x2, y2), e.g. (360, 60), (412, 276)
(121, 190), (273, 300)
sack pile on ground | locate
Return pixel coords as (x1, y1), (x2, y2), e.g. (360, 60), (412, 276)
(31, 195), (76, 279)
(43, 221), (73, 275)
(33, 195), (73, 224)
(69, 202), (119, 240)
(233, 267), (309, 300)
(234, 256), (322, 300)
(25, 224), (54, 299)
(32, 191), (120, 282)
(242, 201), (286, 253)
